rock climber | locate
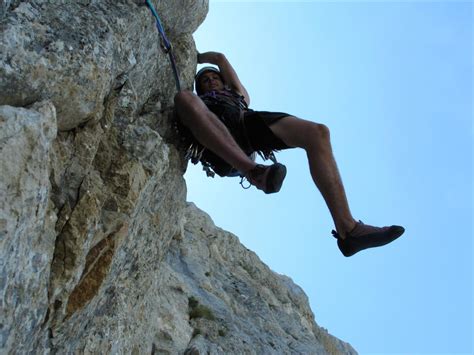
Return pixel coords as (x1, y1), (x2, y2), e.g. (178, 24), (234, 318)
(174, 51), (405, 257)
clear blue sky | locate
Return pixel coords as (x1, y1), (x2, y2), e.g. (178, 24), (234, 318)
(185, 1), (472, 353)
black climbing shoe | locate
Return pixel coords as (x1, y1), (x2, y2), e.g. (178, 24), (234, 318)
(332, 221), (405, 257)
(246, 163), (287, 194)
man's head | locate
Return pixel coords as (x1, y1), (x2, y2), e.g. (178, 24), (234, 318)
(195, 67), (225, 95)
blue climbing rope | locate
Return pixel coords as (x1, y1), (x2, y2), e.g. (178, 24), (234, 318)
(145, 0), (181, 92)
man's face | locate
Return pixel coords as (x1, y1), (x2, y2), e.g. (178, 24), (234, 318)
(198, 71), (224, 94)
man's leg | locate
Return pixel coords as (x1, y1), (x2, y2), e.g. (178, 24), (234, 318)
(174, 91), (255, 173)
(268, 116), (357, 238)
(270, 116), (405, 255)
(174, 91), (286, 193)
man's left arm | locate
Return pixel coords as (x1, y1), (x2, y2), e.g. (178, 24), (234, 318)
(198, 51), (251, 106)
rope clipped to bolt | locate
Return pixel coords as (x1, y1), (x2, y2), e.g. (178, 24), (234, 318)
(144, 0), (181, 92)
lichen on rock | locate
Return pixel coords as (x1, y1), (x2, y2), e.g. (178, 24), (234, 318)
(0, 1), (356, 354)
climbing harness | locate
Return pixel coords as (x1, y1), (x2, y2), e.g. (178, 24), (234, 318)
(144, 0), (181, 92)
(179, 88), (280, 182)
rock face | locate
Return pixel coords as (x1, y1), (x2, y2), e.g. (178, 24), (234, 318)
(0, 1), (357, 354)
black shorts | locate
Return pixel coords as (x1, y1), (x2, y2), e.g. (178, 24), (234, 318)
(202, 102), (292, 153)
(242, 110), (291, 152)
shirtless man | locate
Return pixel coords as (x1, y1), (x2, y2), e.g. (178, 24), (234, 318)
(174, 51), (405, 257)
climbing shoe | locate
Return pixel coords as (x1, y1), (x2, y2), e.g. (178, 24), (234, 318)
(245, 163), (287, 194)
(332, 221), (405, 257)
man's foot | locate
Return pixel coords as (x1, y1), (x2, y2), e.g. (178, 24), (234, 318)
(246, 163), (287, 194)
(332, 221), (405, 257)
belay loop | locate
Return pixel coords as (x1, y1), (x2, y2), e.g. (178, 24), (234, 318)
(145, 0), (181, 92)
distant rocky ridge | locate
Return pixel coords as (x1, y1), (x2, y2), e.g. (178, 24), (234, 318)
(0, 1), (357, 353)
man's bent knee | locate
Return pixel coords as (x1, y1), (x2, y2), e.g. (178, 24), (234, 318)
(174, 90), (196, 108)
(314, 123), (330, 140)
(174, 91), (201, 126)
(301, 122), (330, 147)
(174, 90), (215, 129)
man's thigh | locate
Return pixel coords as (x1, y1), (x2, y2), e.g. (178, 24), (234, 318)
(268, 116), (322, 148)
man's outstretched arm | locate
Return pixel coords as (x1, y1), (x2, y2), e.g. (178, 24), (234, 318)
(198, 51), (251, 106)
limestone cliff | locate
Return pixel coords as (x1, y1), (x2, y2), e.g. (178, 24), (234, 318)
(0, 1), (357, 354)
